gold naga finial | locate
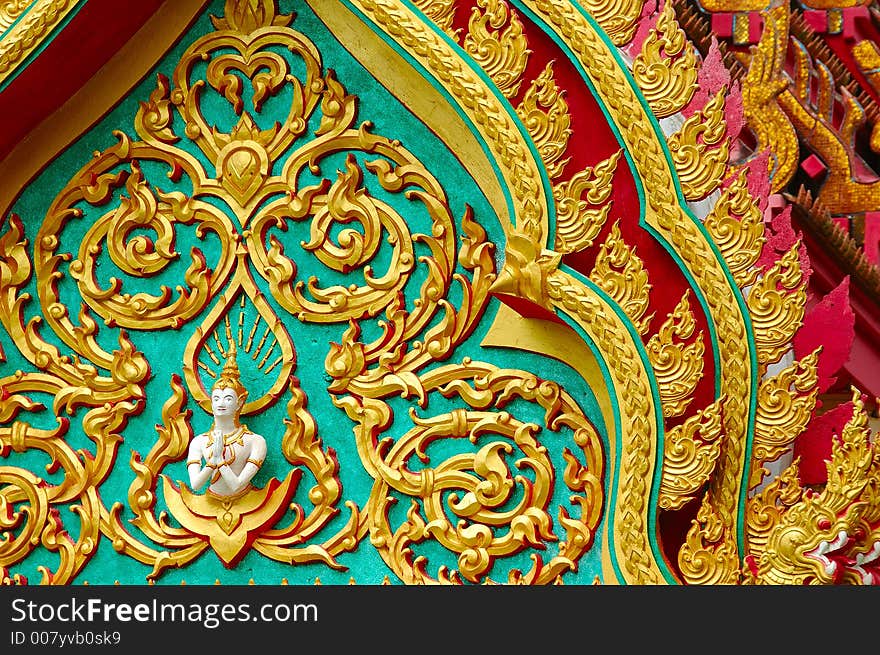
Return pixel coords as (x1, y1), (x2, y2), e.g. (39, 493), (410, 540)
(212, 344), (248, 405)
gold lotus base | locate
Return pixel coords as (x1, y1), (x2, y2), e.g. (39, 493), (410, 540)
(161, 469), (302, 568)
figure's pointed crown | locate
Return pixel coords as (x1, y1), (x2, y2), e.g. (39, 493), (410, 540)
(212, 344), (248, 404)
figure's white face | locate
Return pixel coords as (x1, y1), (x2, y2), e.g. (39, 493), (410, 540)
(211, 387), (241, 419)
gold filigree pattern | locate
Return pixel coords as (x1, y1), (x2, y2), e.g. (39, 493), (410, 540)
(411, 0), (459, 37)
(750, 350), (820, 489)
(552, 150), (620, 254)
(516, 62), (572, 180)
(666, 87), (729, 201)
(631, 2), (698, 120)
(0, 0), (31, 31)
(342, 364), (604, 584)
(463, 0), (530, 99)
(678, 492), (741, 584)
(589, 221), (653, 336)
(658, 398), (724, 511)
(575, 0), (645, 46)
(703, 169), (765, 289)
(747, 243), (807, 369)
(0, 213), (149, 408)
(2, 0), (583, 583)
(646, 291), (704, 418)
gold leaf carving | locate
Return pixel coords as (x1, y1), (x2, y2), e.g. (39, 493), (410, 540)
(0, 214), (146, 406)
(589, 221), (653, 335)
(54, 162), (238, 331)
(646, 290), (705, 418)
(492, 229), (561, 309)
(747, 243), (806, 368)
(339, 364), (603, 584)
(666, 87), (729, 201)
(576, 0), (645, 46)
(552, 150), (620, 254)
(678, 494), (741, 584)
(352, 0), (550, 239)
(0, 0), (31, 31)
(658, 397), (724, 511)
(750, 350), (820, 489)
(516, 62), (572, 180)
(703, 169), (765, 288)
(411, 0), (459, 38)
(210, 0), (292, 33)
(631, 2), (698, 119)
(463, 0), (530, 99)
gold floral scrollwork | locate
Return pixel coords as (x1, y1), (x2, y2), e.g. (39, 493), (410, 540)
(248, 150), (451, 324)
(666, 87), (729, 201)
(0, 397), (135, 583)
(338, 363), (603, 584)
(463, 0), (530, 99)
(703, 168), (765, 289)
(0, 0), (31, 31)
(411, 0), (459, 38)
(646, 290), (704, 419)
(1, 201), (141, 583)
(552, 150), (620, 254)
(750, 349), (820, 490)
(678, 493), (741, 584)
(516, 62), (572, 181)
(658, 397), (724, 512)
(576, 0), (645, 46)
(589, 221), (653, 336)
(253, 381), (360, 567)
(0, 214), (148, 408)
(631, 1), (698, 120)
(747, 243), (806, 369)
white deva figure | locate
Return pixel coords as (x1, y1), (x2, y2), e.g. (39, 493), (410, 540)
(186, 345), (267, 498)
